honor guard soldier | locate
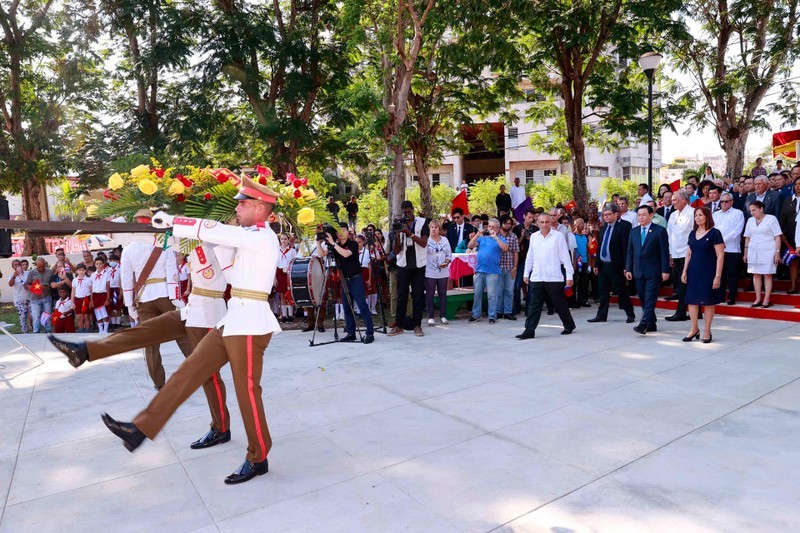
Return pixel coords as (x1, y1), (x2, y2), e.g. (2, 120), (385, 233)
(97, 175), (282, 485)
(120, 234), (191, 390)
(49, 243), (237, 450)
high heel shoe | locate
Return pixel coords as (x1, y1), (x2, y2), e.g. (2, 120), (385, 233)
(762, 302), (773, 309)
(750, 301), (763, 308)
(682, 331), (700, 342)
(702, 335), (713, 344)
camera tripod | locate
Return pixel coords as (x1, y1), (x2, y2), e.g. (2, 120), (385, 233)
(366, 243), (389, 334)
(309, 244), (363, 347)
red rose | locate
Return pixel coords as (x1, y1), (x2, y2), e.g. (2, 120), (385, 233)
(300, 178), (308, 186)
(292, 179), (302, 188)
(176, 194), (186, 202)
(256, 165), (272, 177)
(286, 172), (296, 182)
(153, 168), (165, 179)
(176, 174), (194, 187)
(258, 176), (268, 185)
(204, 193), (213, 201)
(292, 189), (302, 198)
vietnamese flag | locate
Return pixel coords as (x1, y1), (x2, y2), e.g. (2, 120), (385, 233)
(564, 199), (578, 211)
(30, 279), (42, 296)
(451, 189), (469, 215)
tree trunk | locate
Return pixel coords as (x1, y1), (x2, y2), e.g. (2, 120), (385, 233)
(390, 145), (406, 217)
(21, 179), (48, 255)
(721, 127), (748, 180)
(562, 80), (589, 208)
(411, 150), (433, 218)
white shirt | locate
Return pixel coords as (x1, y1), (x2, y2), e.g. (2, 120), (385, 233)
(178, 262), (189, 282)
(55, 297), (75, 316)
(620, 210), (638, 226)
(668, 205), (695, 258)
(173, 217), (281, 337)
(120, 241), (180, 307)
(509, 185), (526, 208)
(523, 230), (574, 282)
(107, 265), (121, 289)
(72, 276), (92, 298)
(12, 270), (30, 304)
(638, 193), (654, 207)
(713, 207), (745, 253)
(183, 244), (231, 328)
(277, 246), (297, 271)
(90, 267), (110, 294)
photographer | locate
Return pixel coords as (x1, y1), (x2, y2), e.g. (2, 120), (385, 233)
(467, 218), (508, 323)
(388, 200), (430, 337)
(317, 222), (374, 344)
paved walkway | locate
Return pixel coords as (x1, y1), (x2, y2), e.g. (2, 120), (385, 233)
(0, 308), (798, 532)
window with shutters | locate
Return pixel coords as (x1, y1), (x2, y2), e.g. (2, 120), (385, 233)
(587, 166), (609, 177)
(508, 127), (519, 149)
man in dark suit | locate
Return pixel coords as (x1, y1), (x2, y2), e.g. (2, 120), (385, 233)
(587, 203), (636, 323)
(780, 176), (800, 294)
(745, 175), (782, 219)
(446, 207), (475, 251)
(626, 205), (670, 334)
(656, 191), (675, 221)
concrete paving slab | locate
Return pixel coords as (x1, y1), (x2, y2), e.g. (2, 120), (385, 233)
(0, 312), (798, 531)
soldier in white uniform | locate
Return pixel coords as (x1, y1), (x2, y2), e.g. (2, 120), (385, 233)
(49, 243), (236, 450)
(120, 237), (189, 389)
(97, 175), (282, 485)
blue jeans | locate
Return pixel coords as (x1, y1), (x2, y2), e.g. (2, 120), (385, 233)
(513, 264), (526, 314)
(342, 274), (373, 336)
(497, 270), (515, 314)
(472, 272), (500, 319)
(30, 298), (53, 333)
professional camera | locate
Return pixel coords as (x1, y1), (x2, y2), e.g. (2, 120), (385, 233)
(482, 229), (491, 236)
(316, 223), (337, 241)
(391, 216), (407, 232)
(364, 228), (375, 245)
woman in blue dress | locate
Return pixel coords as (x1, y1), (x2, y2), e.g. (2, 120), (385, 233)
(681, 206), (725, 343)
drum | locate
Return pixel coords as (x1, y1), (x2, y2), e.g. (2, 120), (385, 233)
(289, 257), (325, 307)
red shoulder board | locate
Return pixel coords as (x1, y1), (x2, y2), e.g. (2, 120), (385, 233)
(196, 246), (208, 265)
(174, 217), (197, 226)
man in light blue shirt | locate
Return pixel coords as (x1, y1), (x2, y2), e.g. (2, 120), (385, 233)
(467, 218), (508, 323)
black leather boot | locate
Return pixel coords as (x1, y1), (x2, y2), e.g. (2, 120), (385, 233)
(101, 413), (145, 452)
(48, 334), (89, 368)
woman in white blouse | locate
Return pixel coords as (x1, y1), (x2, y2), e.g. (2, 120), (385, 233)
(743, 200), (783, 308)
(425, 220), (453, 325)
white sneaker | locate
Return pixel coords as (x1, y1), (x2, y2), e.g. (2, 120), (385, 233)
(427, 318), (435, 326)
(440, 317), (449, 325)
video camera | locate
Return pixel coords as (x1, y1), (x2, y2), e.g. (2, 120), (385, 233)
(316, 223), (338, 241)
(391, 214), (409, 232)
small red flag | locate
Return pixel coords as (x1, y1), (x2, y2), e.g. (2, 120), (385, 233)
(669, 179), (681, 192)
(451, 189), (469, 215)
(564, 200), (578, 211)
(30, 279), (42, 296)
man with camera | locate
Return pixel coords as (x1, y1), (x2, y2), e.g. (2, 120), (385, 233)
(317, 222), (375, 344)
(388, 200), (430, 337)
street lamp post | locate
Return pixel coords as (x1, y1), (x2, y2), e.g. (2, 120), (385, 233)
(639, 52), (662, 195)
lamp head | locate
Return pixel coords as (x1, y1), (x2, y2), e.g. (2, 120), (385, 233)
(638, 51), (663, 78)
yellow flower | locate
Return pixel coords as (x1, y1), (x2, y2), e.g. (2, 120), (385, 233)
(86, 204), (98, 217)
(297, 207), (315, 225)
(167, 180), (185, 196)
(138, 178), (158, 195)
(108, 173), (125, 190)
(131, 165), (151, 179)
(296, 197), (305, 206)
(301, 188), (316, 201)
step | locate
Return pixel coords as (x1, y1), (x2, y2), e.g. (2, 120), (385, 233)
(737, 278), (794, 291)
(654, 287), (800, 306)
(610, 296), (800, 323)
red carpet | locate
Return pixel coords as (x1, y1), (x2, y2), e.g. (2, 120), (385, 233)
(610, 279), (800, 323)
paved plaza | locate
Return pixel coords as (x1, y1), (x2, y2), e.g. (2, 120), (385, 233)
(0, 307), (798, 532)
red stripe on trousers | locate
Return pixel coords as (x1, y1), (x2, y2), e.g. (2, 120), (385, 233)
(247, 335), (267, 461)
(211, 373), (227, 433)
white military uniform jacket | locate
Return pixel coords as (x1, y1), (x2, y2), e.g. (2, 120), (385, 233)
(182, 244), (232, 328)
(121, 241), (181, 307)
(173, 217), (281, 336)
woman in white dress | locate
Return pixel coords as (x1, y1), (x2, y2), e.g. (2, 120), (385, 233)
(743, 200), (783, 308)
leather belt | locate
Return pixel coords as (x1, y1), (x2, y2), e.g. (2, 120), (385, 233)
(191, 287), (226, 299)
(231, 288), (269, 301)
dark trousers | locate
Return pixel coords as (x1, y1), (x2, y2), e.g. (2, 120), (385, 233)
(342, 274), (373, 335)
(723, 252), (742, 302)
(634, 276), (661, 326)
(513, 264), (526, 314)
(575, 266), (590, 304)
(425, 276), (448, 319)
(523, 281), (575, 334)
(671, 257), (688, 317)
(396, 266), (426, 328)
(596, 262), (634, 319)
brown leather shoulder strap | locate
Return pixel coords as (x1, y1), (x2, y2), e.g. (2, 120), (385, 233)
(133, 247), (164, 305)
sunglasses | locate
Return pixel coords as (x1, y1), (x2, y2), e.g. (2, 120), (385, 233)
(720, 200), (732, 203)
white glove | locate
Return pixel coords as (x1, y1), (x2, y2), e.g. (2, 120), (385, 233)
(171, 299), (185, 309)
(152, 211), (174, 229)
(127, 306), (139, 324)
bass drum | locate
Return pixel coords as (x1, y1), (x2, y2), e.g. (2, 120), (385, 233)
(289, 257), (325, 307)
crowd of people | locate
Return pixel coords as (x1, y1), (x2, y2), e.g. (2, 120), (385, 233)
(308, 166), (800, 344)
